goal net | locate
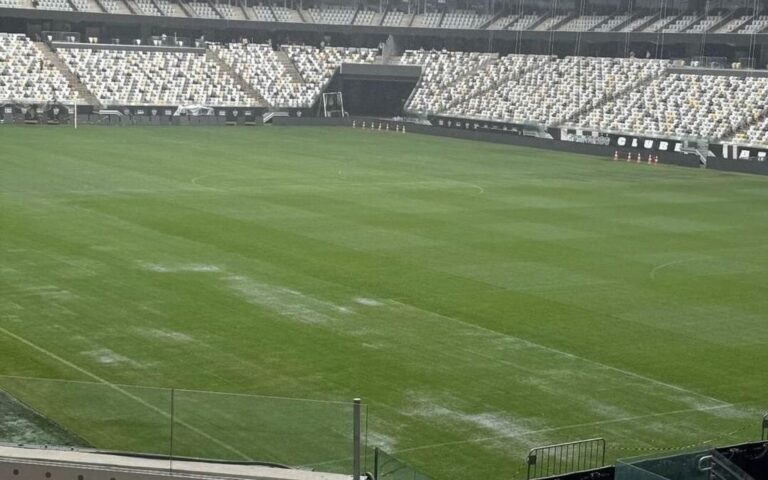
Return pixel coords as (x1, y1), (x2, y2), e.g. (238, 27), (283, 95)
(322, 92), (345, 118)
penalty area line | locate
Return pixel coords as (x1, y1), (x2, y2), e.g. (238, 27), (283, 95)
(0, 325), (251, 461)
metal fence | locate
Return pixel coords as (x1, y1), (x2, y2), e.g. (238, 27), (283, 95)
(527, 438), (606, 480)
(616, 449), (713, 480)
(0, 376), (366, 476)
(702, 450), (755, 480)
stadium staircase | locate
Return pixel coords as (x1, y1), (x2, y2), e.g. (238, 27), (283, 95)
(526, 14), (549, 31)
(722, 108), (768, 143)
(34, 42), (102, 108)
(438, 56), (550, 114)
(175, 0), (196, 18)
(205, 0), (226, 19)
(680, 14), (706, 33)
(377, 5), (388, 25)
(205, 51), (270, 107)
(709, 12), (735, 33)
(478, 11), (503, 29)
(297, 8), (310, 22)
(557, 66), (670, 126)
(610, 13), (644, 32)
(551, 14), (575, 31)
(146, 0), (165, 15)
(122, 0), (141, 14)
(275, 49), (306, 83)
(727, 15), (756, 33)
(240, 2), (252, 19)
(589, 15), (613, 31)
(88, 0), (108, 12)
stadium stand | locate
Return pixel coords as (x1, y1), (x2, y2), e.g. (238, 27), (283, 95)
(619, 14), (656, 32)
(507, 14), (543, 30)
(534, 14), (569, 30)
(36, 0), (74, 11)
(308, 7), (355, 24)
(58, 47), (256, 106)
(0, 34), (76, 102)
(416, 53), (550, 115)
(642, 15), (675, 32)
(353, 9), (377, 25)
(134, 0), (162, 15)
(715, 15), (751, 33)
(283, 45), (377, 95)
(661, 15), (699, 33)
(271, 5), (301, 22)
(739, 15), (768, 33)
(100, 0), (129, 13)
(733, 116), (768, 145)
(686, 15), (723, 34)
(71, 0), (101, 12)
(251, 4), (274, 21)
(444, 56), (668, 126)
(2, 0), (766, 36)
(381, 10), (404, 26)
(412, 12), (442, 28)
(155, 0), (178, 16)
(189, 1), (221, 18)
(577, 73), (768, 139)
(400, 49), (497, 114)
(212, 43), (315, 107)
(593, 14), (630, 31)
(558, 15), (609, 31)
(3, 20), (768, 147)
(441, 10), (492, 29)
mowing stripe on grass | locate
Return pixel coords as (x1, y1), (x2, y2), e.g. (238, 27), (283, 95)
(0, 325), (251, 460)
(387, 299), (733, 408)
(389, 403), (737, 454)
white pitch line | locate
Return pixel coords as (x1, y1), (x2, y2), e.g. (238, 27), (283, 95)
(0, 326), (251, 461)
(391, 403), (738, 454)
(650, 258), (697, 280)
(388, 299), (733, 408)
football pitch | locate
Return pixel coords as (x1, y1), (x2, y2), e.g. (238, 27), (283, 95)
(0, 125), (766, 480)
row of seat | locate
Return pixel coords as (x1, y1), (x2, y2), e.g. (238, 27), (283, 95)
(404, 50), (768, 144)
(58, 48), (256, 106)
(283, 44), (377, 102)
(400, 49), (497, 114)
(6, 0), (768, 33)
(5, 36), (768, 146)
(211, 42), (316, 107)
(0, 34), (76, 102)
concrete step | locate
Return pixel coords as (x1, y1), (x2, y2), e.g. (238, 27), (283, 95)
(275, 48), (305, 83)
(34, 42), (101, 108)
(206, 50), (270, 108)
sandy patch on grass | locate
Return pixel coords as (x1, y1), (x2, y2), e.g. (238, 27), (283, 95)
(141, 263), (221, 273)
(354, 297), (383, 306)
(134, 327), (193, 343)
(81, 348), (147, 368)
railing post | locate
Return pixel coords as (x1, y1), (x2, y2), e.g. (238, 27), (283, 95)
(353, 398), (362, 480)
(373, 447), (379, 480)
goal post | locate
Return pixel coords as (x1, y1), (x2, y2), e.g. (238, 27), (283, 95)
(322, 92), (345, 118)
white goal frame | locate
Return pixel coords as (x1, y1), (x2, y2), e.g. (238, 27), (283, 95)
(322, 92), (345, 118)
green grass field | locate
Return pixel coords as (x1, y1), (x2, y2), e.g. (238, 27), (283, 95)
(0, 125), (767, 479)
